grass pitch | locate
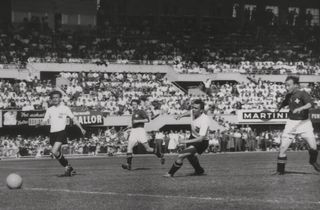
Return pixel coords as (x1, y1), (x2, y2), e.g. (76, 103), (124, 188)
(0, 152), (320, 210)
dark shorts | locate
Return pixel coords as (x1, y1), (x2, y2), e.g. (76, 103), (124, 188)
(186, 140), (209, 154)
(50, 130), (67, 146)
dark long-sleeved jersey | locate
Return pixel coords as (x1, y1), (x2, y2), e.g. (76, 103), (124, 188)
(279, 89), (313, 120)
(132, 109), (149, 128)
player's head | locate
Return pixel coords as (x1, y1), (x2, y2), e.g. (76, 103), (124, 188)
(49, 90), (62, 106)
(285, 76), (299, 93)
(192, 99), (205, 118)
(131, 99), (140, 110)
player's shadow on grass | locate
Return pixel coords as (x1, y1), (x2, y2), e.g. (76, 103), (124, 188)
(284, 171), (313, 175)
(56, 173), (85, 177)
(173, 173), (208, 178)
(132, 168), (151, 171)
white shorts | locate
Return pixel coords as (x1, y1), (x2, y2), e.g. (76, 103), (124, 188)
(127, 127), (148, 152)
(283, 119), (314, 138)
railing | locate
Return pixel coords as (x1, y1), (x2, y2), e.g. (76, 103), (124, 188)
(27, 58), (174, 65)
(0, 63), (26, 69)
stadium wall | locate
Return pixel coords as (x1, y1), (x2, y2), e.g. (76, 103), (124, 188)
(27, 63), (320, 83)
(28, 63), (171, 73)
(0, 68), (31, 80)
(1, 109), (319, 131)
(253, 74), (320, 83)
(5, 63), (320, 85)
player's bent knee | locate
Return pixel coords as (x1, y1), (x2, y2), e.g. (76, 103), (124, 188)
(142, 143), (153, 152)
(51, 148), (59, 155)
(309, 144), (317, 150)
(281, 133), (291, 141)
(178, 153), (189, 159)
(145, 147), (154, 153)
(279, 145), (288, 151)
(148, 148), (154, 152)
(279, 152), (287, 158)
(51, 150), (60, 158)
(279, 148), (288, 156)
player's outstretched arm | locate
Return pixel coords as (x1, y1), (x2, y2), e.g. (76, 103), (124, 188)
(293, 91), (314, 113)
(38, 120), (48, 126)
(275, 105), (282, 113)
(72, 117), (86, 135)
(133, 119), (149, 123)
(175, 111), (191, 120)
(38, 110), (50, 126)
(275, 94), (291, 112)
(293, 102), (312, 114)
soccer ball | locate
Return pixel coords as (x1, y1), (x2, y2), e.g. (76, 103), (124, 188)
(6, 173), (23, 189)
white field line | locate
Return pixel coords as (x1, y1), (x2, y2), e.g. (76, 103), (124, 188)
(13, 187), (320, 205)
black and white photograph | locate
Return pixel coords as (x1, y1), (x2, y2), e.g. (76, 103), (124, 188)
(0, 0), (320, 209)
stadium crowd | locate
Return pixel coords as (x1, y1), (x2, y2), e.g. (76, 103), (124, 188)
(1, 128), (319, 158)
(1, 74), (320, 115)
(1, 15), (320, 75)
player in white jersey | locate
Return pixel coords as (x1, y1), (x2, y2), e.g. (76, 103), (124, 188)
(164, 99), (211, 177)
(40, 90), (86, 176)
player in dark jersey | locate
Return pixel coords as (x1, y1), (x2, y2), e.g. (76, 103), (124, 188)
(164, 99), (210, 177)
(276, 76), (320, 175)
(121, 99), (165, 170)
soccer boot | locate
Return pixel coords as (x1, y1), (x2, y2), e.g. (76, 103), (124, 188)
(160, 157), (165, 165)
(192, 167), (205, 176)
(273, 171), (285, 175)
(64, 165), (76, 176)
(121, 164), (131, 170)
(311, 162), (320, 172)
(163, 173), (173, 178)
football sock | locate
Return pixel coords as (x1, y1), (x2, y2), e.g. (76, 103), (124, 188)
(154, 140), (163, 158)
(277, 156), (287, 173)
(127, 153), (133, 165)
(309, 149), (318, 164)
(168, 161), (182, 176)
(187, 155), (203, 172)
(55, 152), (69, 167)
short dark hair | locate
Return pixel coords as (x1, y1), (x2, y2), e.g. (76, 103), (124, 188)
(285, 76), (299, 85)
(49, 90), (62, 98)
(131, 99), (140, 105)
(193, 99), (205, 110)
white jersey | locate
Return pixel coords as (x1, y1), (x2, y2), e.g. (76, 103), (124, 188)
(43, 104), (74, 133)
(191, 112), (210, 141)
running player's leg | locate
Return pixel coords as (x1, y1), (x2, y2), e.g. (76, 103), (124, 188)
(50, 130), (75, 176)
(276, 120), (298, 175)
(277, 132), (294, 174)
(301, 131), (320, 172)
(139, 128), (164, 158)
(51, 142), (74, 176)
(186, 155), (204, 175)
(154, 139), (165, 164)
(51, 142), (67, 167)
(142, 142), (154, 153)
(164, 146), (197, 177)
(142, 140), (166, 165)
(122, 131), (137, 170)
(154, 139), (163, 157)
(136, 128), (153, 153)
